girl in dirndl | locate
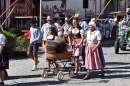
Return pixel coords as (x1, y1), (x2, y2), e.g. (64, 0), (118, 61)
(45, 27), (60, 72)
(83, 21), (105, 80)
(68, 17), (84, 75)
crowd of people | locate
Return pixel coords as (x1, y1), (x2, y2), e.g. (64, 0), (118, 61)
(26, 13), (107, 81)
(0, 12), (118, 85)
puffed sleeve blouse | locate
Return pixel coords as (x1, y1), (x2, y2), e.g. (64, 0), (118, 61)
(86, 30), (102, 44)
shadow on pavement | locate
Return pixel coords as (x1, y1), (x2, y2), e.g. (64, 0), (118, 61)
(106, 62), (130, 66)
(5, 74), (42, 80)
(101, 40), (115, 47)
(6, 80), (68, 86)
(72, 62), (130, 80)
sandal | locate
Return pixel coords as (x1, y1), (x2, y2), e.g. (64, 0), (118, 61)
(45, 68), (50, 72)
(83, 75), (90, 80)
(100, 71), (105, 77)
(74, 70), (79, 75)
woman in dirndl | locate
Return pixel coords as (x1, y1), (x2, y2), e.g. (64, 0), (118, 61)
(68, 17), (84, 75)
(83, 21), (105, 80)
(0, 28), (8, 85)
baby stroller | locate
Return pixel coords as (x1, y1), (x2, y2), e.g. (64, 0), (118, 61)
(41, 38), (74, 80)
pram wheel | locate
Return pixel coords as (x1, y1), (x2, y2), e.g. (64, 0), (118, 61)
(53, 68), (59, 75)
(57, 71), (64, 80)
(41, 70), (48, 78)
(69, 70), (74, 78)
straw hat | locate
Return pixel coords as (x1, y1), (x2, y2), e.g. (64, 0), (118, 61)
(46, 16), (52, 20)
(90, 18), (96, 22)
(74, 13), (81, 18)
(65, 17), (69, 21)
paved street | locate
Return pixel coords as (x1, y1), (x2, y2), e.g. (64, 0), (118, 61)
(4, 40), (130, 86)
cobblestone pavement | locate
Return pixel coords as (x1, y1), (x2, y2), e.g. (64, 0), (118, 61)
(4, 40), (130, 86)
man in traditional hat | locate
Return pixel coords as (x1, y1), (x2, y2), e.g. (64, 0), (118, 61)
(90, 18), (96, 22)
(41, 16), (57, 48)
(62, 17), (72, 44)
(74, 13), (88, 65)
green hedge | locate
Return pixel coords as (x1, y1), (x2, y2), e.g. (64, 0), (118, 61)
(8, 28), (21, 36)
(4, 31), (16, 57)
(15, 36), (29, 52)
(4, 28), (29, 57)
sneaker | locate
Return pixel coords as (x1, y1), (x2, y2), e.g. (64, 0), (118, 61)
(31, 66), (37, 71)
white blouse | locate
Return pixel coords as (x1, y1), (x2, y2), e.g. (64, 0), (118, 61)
(47, 35), (59, 40)
(86, 30), (102, 44)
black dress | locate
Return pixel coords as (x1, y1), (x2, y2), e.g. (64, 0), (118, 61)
(0, 46), (9, 70)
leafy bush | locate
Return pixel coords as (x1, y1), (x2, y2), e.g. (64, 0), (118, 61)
(3, 30), (29, 58)
(15, 36), (29, 52)
(8, 28), (21, 36)
(4, 30), (16, 57)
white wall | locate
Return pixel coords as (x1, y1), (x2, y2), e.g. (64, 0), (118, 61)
(66, 0), (84, 18)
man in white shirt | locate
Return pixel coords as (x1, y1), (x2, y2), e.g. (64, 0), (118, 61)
(53, 5), (59, 18)
(59, 4), (66, 25)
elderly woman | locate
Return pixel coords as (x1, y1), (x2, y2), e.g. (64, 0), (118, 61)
(68, 17), (84, 75)
(83, 21), (105, 80)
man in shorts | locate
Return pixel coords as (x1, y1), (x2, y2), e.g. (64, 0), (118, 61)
(27, 19), (41, 71)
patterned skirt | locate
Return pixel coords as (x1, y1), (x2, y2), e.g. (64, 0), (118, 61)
(85, 44), (102, 70)
(72, 38), (83, 57)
